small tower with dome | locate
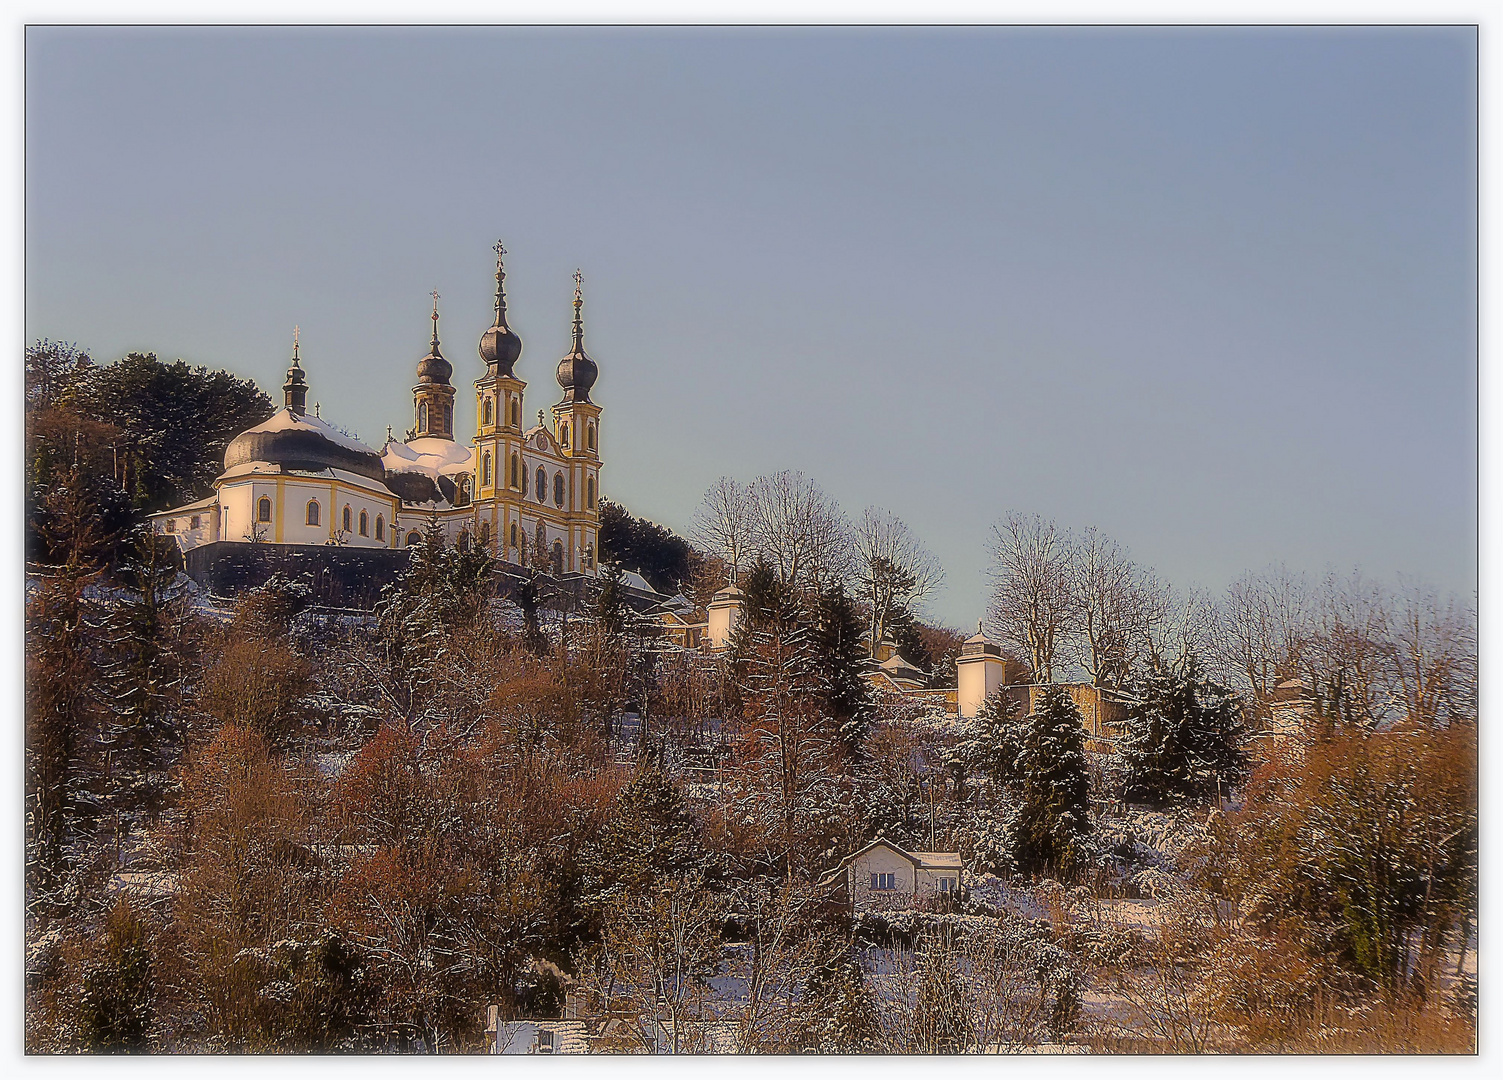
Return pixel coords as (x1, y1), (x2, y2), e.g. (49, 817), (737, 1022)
(411, 292), (456, 441)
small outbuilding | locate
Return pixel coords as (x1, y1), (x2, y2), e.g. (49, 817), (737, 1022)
(818, 839), (963, 912)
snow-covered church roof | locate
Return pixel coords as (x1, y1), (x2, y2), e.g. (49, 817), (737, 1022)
(382, 436), (475, 478)
(221, 406), (387, 484)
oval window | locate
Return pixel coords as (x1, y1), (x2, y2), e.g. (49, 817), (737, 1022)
(554, 472), (565, 508)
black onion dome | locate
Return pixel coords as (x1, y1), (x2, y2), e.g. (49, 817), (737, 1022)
(223, 412), (388, 485)
(479, 241), (522, 377)
(556, 271), (598, 404)
(416, 296), (453, 385)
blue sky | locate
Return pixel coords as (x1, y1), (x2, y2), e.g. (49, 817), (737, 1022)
(25, 26), (1476, 627)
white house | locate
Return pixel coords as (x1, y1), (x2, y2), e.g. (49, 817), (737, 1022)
(819, 839), (962, 912)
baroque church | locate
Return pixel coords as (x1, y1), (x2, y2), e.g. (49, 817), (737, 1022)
(151, 243), (605, 580)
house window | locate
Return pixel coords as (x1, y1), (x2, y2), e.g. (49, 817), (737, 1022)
(165, 519), (176, 533)
(553, 472), (565, 507)
(939, 877), (956, 894)
(871, 873), (897, 891)
(359, 510), (368, 536)
(419, 402), (428, 431)
(483, 398), (493, 426)
(482, 451), (492, 487)
(588, 422), (596, 452)
(191, 514), (202, 530)
(536, 467), (547, 502)
(306, 500), (320, 526)
(587, 477), (595, 509)
(407, 531), (421, 547)
(257, 497), (272, 523)
(343, 506), (352, 533)
(375, 515), (384, 541)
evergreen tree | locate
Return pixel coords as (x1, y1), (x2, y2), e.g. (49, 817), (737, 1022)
(803, 945), (881, 1052)
(1120, 656), (1245, 808)
(79, 898), (153, 1051)
(812, 583), (875, 763)
(950, 689), (1025, 789)
(1012, 686), (1092, 878)
(593, 561), (629, 638)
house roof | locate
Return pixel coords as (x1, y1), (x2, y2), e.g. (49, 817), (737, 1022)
(148, 495), (217, 518)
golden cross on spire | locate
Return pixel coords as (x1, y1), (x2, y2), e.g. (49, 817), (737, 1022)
(494, 239), (506, 262)
(573, 268), (583, 302)
(292, 325), (300, 361)
(431, 289), (440, 317)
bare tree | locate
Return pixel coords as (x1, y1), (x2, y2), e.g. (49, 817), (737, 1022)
(691, 477), (754, 586)
(1066, 527), (1141, 689)
(856, 507), (944, 656)
(986, 513), (1073, 683)
(1209, 565), (1312, 713)
(746, 471), (851, 589)
(1383, 578), (1477, 728)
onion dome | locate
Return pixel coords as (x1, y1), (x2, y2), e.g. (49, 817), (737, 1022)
(555, 269), (598, 404)
(415, 292), (453, 386)
(478, 240), (522, 378)
(282, 326), (309, 415)
(223, 409), (388, 485)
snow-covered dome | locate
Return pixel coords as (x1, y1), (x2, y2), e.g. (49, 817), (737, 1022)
(381, 437), (475, 506)
(223, 408), (386, 483)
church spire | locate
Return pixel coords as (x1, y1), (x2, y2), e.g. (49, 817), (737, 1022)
(556, 269), (598, 404)
(283, 325), (308, 416)
(478, 239), (523, 378)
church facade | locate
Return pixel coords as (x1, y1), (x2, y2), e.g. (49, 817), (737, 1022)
(151, 243), (605, 579)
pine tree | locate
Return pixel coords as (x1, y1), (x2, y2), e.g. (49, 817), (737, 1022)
(950, 688), (1025, 788)
(812, 584), (875, 763)
(1013, 686), (1092, 878)
(1120, 656), (1246, 808)
(79, 898), (154, 1051)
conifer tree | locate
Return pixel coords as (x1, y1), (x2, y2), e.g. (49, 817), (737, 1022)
(1012, 685), (1092, 878)
(1120, 656), (1245, 807)
(79, 898), (154, 1051)
(812, 583), (875, 763)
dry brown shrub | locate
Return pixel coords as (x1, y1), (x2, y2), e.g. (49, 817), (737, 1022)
(198, 638), (312, 741)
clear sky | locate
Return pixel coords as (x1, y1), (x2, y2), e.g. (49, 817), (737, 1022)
(25, 25), (1476, 628)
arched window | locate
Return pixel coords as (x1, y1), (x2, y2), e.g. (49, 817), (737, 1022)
(458, 530), (470, 551)
(342, 506), (352, 533)
(443, 402), (452, 432)
(519, 530), (527, 559)
(561, 422), (570, 448)
(419, 402), (428, 431)
(511, 453), (520, 489)
(510, 521), (518, 551)
(407, 531), (421, 547)
(553, 472), (565, 508)
(587, 477), (595, 509)
(536, 467), (547, 502)
(588, 422), (596, 452)
(585, 542), (595, 569)
(551, 540), (564, 575)
(257, 497), (272, 523)
(535, 520), (546, 554)
(482, 451), (492, 487)
(306, 499), (320, 526)
(479, 521), (490, 547)
(376, 515), (384, 541)
(359, 510), (368, 536)
(455, 475), (470, 507)
(511, 398), (520, 427)
(483, 398), (493, 426)
(521, 460), (528, 496)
